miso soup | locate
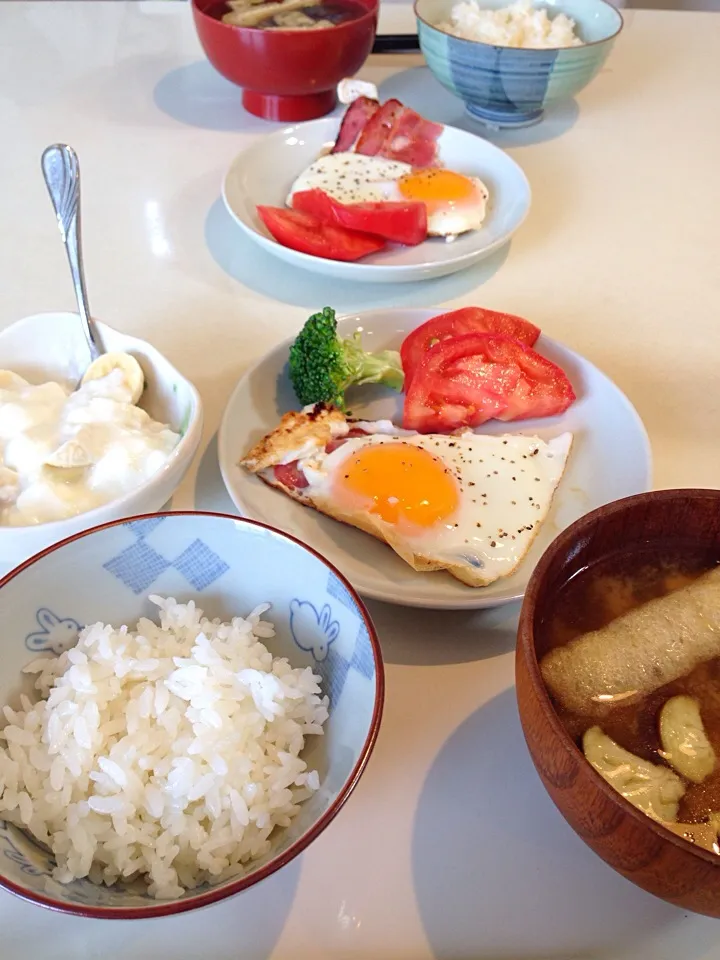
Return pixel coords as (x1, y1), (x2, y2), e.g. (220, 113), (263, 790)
(539, 545), (720, 838)
(214, 0), (366, 30)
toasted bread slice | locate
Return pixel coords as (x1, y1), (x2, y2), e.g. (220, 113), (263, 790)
(242, 405), (347, 473)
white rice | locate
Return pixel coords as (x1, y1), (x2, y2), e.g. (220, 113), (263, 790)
(437, 0), (583, 48)
(0, 597), (328, 900)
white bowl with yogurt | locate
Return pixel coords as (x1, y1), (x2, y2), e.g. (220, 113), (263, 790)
(0, 312), (203, 569)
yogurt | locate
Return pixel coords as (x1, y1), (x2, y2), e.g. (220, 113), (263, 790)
(0, 368), (180, 526)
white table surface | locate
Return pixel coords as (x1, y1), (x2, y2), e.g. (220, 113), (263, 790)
(2, 2), (720, 957)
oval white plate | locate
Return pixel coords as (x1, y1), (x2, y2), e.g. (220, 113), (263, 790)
(221, 118), (530, 284)
(218, 308), (652, 610)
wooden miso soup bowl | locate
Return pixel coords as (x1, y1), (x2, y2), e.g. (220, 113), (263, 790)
(516, 488), (720, 918)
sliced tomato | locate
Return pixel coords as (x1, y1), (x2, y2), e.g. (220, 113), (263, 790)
(401, 307), (541, 388)
(291, 189), (427, 247)
(273, 461), (309, 490)
(257, 206), (385, 262)
(402, 333), (575, 433)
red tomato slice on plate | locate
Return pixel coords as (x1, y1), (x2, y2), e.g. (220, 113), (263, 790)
(403, 333), (576, 433)
(291, 189), (427, 247)
(401, 307), (542, 389)
(257, 206), (385, 262)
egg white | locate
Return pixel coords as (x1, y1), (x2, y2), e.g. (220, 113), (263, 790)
(286, 154), (413, 207)
(284, 429), (572, 583)
(286, 154), (490, 238)
(371, 176), (489, 237)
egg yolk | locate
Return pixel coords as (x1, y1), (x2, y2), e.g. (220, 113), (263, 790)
(398, 169), (476, 208)
(337, 442), (459, 529)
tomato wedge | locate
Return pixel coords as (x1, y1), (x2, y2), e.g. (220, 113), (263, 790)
(257, 206), (385, 262)
(292, 189), (427, 247)
(401, 307), (541, 389)
(403, 333), (576, 433)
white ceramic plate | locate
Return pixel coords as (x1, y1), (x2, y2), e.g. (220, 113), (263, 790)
(221, 118), (530, 283)
(218, 308), (652, 610)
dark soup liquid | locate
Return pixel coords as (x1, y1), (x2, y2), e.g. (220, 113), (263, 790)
(539, 544), (720, 826)
(214, 0), (367, 29)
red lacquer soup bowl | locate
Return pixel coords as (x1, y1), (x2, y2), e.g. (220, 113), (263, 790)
(192, 0), (379, 121)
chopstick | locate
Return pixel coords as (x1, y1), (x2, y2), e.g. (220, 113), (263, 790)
(371, 33), (421, 54)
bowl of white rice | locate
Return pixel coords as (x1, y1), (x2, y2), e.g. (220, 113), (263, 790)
(0, 511), (383, 918)
(415, 0), (623, 127)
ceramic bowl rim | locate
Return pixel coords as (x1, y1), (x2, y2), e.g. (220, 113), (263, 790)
(414, 0), (624, 52)
(191, 0), (379, 39)
(517, 487), (720, 868)
(221, 117), (532, 281)
(0, 313), (203, 540)
(0, 510), (385, 919)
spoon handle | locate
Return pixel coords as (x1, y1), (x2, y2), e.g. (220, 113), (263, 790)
(41, 144), (102, 362)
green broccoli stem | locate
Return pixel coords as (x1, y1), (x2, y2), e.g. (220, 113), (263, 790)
(288, 307), (405, 410)
(339, 332), (404, 394)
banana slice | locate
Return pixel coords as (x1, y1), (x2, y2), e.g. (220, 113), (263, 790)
(44, 439), (94, 469)
(659, 695), (716, 783)
(0, 466), (20, 503)
(583, 726), (686, 823)
(43, 466), (87, 484)
(0, 370), (28, 391)
(81, 353), (144, 404)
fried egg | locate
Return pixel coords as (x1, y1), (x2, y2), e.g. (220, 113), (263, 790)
(243, 410), (572, 586)
(286, 153), (489, 238)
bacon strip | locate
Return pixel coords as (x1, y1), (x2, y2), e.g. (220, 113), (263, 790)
(331, 97), (380, 154)
(340, 98), (443, 168)
(381, 110), (443, 167)
(355, 99), (405, 156)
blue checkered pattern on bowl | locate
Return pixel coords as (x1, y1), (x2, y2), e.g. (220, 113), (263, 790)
(0, 513), (380, 912)
(103, 518), (230, 594)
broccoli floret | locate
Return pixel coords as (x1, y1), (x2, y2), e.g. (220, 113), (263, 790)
(288, 306), (404, 410)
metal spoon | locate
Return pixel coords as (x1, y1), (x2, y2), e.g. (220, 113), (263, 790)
(41, 144), (103, 364)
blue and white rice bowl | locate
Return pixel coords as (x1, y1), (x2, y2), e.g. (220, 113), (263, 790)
(415, 0), (623, 127)
(0, 512), (383, 918)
